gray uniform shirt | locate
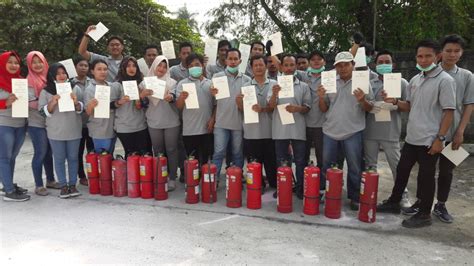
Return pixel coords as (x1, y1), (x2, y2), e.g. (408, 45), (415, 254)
(444, 65), (474, 141)
(72, 77), (92, 128)
(175, 77), (214, 136)
(143, 79), (180, 129)
(114, 82), (147, 133)
(364, 76), (408, 142)
(269, 78), (311, 141)
(38, 89), (82, 141)
(89, 53), (122, 82)
(206, 60), (226, 79)
(322, 77), (374, 140)
(406, 65), (456, 146)
(84, 80), (120, 139)
(214, 70), (251, 130)
(300, 72), (326, 128)
(170, 63), (189, 82)
(27, 86), (46, 128)
(243, 78), (276, 139)
(0, 88), (27, 128)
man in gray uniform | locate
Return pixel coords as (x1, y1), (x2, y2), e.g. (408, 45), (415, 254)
(206, 40), (231, 79)
(378, 39), (456, 228)
(364, 49), (411, 208)
(245, 41), (265, 78)
(170, 42), (193, 82)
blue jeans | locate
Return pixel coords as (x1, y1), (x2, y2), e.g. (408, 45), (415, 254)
(92, 137), (116, 154)
(49, 139), (81, 187)
(321, 131), (363, 201)
(275, 139), (306, 190)
(0, 125), (26, 193)
(28, 126), (55, 187)
(212, 127), (243, 178)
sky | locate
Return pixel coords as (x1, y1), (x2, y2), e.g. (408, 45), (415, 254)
(154, 0), (224, 36)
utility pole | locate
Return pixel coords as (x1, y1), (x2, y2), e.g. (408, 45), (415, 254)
(146, 7), (152, 44)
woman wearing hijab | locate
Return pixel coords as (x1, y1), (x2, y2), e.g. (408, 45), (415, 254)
(0, 51), (29, 202)
(114, 57), (152, 156)
(38, 63), (83, 199)
(26, 51), (59, 195)
(141, 55), (180, 191)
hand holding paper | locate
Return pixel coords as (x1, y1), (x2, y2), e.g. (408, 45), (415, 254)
(352, 70), (370, 94)
(88, 22), (109, 42)
(241, 85), (259, 124)
(277, 103), (295, 125)
(182, 83), (199, 109)
(59, 59), (78, 78)
(212, 76), (230, 100)
(441, 143), (469, 166)
(144, 76), (166, 100)
(56, 83), (75, 112)
(321, 71), (337, 93)
(269, 32), (283, 55)
(122, 80), (139, 100)
(94, 85), (110, 118)
(383, 73), (401, 98)
(277, 75), (294, 98)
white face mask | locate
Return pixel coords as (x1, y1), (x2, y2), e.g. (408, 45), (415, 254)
(416, 63), (436, 72)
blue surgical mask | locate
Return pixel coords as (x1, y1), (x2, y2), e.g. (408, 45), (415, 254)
(308, 66), (326, 74)
(188, 67), (202, 78)
(375, 64), (393, 75)
(416, 63), (436, 72)
(227, 66), (239, 74)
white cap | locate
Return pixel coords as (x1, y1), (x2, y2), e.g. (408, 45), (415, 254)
(334, 51), (354, 66)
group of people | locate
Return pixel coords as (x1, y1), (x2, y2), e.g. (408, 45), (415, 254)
(0, 25), (472, 229)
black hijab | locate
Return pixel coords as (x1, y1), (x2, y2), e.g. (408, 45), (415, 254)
(115, 56), (143, 83)
(43, 63), (69, 95)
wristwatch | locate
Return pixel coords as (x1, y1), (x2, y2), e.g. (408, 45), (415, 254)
(437, 134), (446, 141)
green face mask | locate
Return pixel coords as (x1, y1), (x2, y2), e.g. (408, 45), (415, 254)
(308, 66), (326, 74)
(366, 56), (372, 64)
(227, 66), (239, 74)
(375, 64), (392, 75)
(188, 66), (202, 78)
(416, 63), (436, 72)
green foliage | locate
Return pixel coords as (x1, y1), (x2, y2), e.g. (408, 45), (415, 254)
(204, 0), (473, 53)
(0, 0), (202, 61)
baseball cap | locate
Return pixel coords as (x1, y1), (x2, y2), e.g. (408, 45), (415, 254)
(334, 51), (354, 66)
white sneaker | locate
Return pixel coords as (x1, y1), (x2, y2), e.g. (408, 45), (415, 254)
(168, 180), (176, 192)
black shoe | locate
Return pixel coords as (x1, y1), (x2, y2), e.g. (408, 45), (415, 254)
(432, 203), (453, 223)
(273, 191), (277, 199)
(350, 200), (359, 211)
(402, 212), (432, 228)
(377, 199), (401, 214)
(69, 185), (81, 197)
(0, 184), (28, 195)
(3, 192), (30, 202)
(402, 200), (421, 216)
(59, 186), (71, 199)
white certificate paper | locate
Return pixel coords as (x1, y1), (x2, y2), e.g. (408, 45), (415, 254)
(137, 58), (149, 75)
(88, 22), (109, 42)
(269, 32), (283, 55)
(352, 70), (370, 94)
(441, 143), (470, 167)
(212, 76), (230, 100)
(56, 83), (75, 112)
(122, 80), (139, 100)
(321, 71), (337, 93)
(278, 75), (294, 98)
(242, 85), (259, 124)
(11, 79), (28, 118)
(238, 43), (251, 74)
(160, 40), (176, 59)
(94, 85), (110, 118)
(277, 103), (295, 125)
(204, 38), (219, 66)
(384, 73), (401, 98)
(144, 76), (166, 100)
(58, 59), (78, 78)
(375, 109), (391, 122)
(182, 83), (199, 109)
(354, 46), (367, 67)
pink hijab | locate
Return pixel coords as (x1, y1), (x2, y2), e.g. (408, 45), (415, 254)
(26, 51), (49, 98)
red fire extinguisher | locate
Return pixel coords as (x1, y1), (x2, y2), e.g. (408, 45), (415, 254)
(324, 166), (343, 219)
(85, 152), (100, 194)
(99, 151), (113, 196)
(112, 155), (127, 197)
(359, 168), (379, 223)
(246, 161), (262, 210)
(226, 164), (242, 208)
(277, 162), (293, 213)
(127, 153), (141, 198)
(303, 162), (320, 215)
(184, 156), (200, 204)
(154, 154), (168, 201)
(139, 154), (154, 199)
(201, 161), (217, 203)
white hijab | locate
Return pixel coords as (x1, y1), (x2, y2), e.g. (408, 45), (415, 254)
(146, 55), (177, 105)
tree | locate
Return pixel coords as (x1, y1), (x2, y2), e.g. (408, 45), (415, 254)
(173, 4), (199, 33)
(0, 0), (203, 62)
(204, 0), (473, 53)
